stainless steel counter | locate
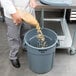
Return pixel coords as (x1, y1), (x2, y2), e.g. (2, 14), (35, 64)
(35, 0), (76, 54)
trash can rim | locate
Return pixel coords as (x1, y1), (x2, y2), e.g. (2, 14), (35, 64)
(24, 28), (58, 50)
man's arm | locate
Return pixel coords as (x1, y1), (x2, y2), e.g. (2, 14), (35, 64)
(30, 0), (37, 8)
(1, 0), (16, 14)
(1, 0), (22, 25)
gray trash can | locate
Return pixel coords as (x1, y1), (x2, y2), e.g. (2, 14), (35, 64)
(24, 28), (57, 74)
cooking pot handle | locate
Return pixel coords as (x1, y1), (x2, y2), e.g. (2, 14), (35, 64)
(56, 39), (60, 47)
(38, 49), (47, 53)
(23, 40), (27, 49)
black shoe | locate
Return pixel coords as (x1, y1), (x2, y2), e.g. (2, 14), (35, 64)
(10, 59), (20, 68)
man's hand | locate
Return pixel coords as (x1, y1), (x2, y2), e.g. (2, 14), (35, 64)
(29, 0), (37, 8)
(11, 11), (22, 25)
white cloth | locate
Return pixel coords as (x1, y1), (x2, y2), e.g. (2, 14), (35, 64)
(0, 0), (32, 18)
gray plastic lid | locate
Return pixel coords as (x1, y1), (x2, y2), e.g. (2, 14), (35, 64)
(40, 0), (72, 6)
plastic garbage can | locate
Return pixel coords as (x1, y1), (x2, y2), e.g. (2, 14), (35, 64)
(24, 28), (57, 74)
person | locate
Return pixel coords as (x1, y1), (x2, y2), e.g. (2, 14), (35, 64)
(0, 0), (37, 68)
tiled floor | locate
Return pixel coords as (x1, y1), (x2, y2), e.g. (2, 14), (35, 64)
(0, 19), (76, 76)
